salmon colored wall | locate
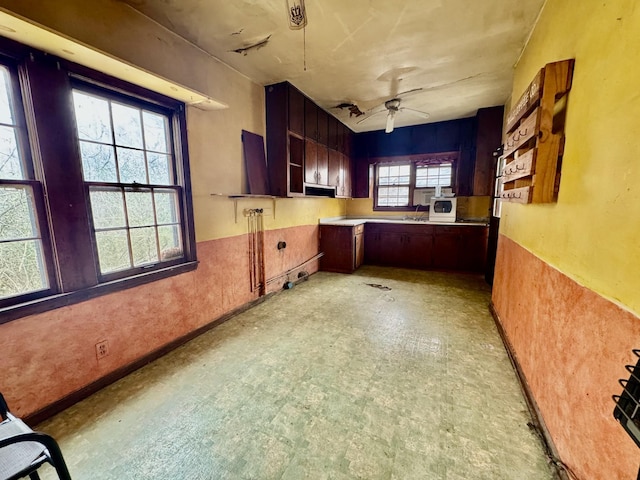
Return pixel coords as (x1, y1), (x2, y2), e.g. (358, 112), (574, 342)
(492, 236), (640, 479)
(493, 1), (640, 477)
(0, 2), (335, 418)
(2, 225), (320, 418)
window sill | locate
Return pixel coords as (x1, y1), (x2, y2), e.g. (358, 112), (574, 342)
(0, 261), (198, 325)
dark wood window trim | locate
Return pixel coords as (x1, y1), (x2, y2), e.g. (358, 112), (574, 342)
(372, 152), (459, 212)
(0, 39), (198, 323)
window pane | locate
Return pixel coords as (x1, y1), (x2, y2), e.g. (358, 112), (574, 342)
(143, 111), (170, 153)
(0, 67), (14, 124)
(0, 239), (48, 299)
(95, 229), (131, 273)
(90, 189), (126, 229)
(112, 103), (143, 149)
(80, 141), (117, 182)
(147, 153), (172, 185)
(388, 165), (399, 177)
(158, 225), (182, 260)
(154, 190), (179, 224)
(399, 165), (410, 176)
(0, 125), (23, 180)
(378, 166), (390, 177)
(117, 147), (146, 184)
(73, 91), (113, 143)
(130, 226), (158, 266)
(125, 190), (155, 227)
(0, 186), (38, 240)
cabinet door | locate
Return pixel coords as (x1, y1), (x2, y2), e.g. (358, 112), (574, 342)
(402, 233), (433, 269)
(433, 228), (463, 270)
(339, 154), (352, 198)
(364, 226), (381, 264)
(288, 87), (304, 135)
(328, 149), (341, 187)
(316, 144), (329, 186)
(305, 140), (318, 184)
(460, 227), (488, 271)
(354, 232), (364, 269)
(317, 109), (328, 145)
(327, 116), (338, 150)
(378, 232), (405, 266)
(319, 225), (355, 273)
(305, 98), (318, 140)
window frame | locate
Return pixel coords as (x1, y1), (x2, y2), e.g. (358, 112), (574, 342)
(372, 152), (459, 211)
(0, 56), (58, 308)
(70, 80), (189, 282)
(0, 39), (197, 324)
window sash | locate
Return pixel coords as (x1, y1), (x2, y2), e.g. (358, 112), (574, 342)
(416, 163), (452, 188)
(0, 41), (197, 319)
(374, 157), (457, 209)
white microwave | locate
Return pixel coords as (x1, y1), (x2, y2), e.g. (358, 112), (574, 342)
(429, 196), (457, 222)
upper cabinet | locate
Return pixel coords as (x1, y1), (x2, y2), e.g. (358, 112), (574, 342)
(500, 59), (574, 204)
(265, 81), (353, 198)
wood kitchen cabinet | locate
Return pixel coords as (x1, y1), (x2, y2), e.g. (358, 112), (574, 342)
(432, 227), (463, 270)
(265, 81), (354, 197)
(320, 224), (364, 273)
(365, 222), (487, 272)
(365, 224), (434, 269)
(305, 140), (329, 185)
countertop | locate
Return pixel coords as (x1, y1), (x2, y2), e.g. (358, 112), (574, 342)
(319, 217), (489, 227)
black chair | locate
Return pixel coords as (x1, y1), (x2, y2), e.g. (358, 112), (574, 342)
(0, 393), (71, 480)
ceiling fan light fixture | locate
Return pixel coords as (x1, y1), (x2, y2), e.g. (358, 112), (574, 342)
(385, 110), (396, 133)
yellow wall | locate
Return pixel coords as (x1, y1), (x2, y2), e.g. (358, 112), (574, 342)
(500, 0), (640, 315)
(346, 196), (492, 220)
(0, 0), (346, 243)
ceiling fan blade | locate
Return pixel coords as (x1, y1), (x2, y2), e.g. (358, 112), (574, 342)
(385, 111), (396, 133)
(399, 107), (430, 119)
(396, 87), (423, 98)
(356, 109), (386, 124)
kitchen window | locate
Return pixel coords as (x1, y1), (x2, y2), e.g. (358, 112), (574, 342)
(373, 152), (458, 210)
(72, 88), (185, 280)
(0, 38), (196, 322)
(376, 164), (411, 207)
(416, 163), (452, 188)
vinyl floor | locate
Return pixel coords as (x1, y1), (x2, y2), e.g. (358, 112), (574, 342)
(38, 266), (557, 479)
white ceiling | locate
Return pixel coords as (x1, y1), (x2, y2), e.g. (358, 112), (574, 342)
(121, 0), (545, 132)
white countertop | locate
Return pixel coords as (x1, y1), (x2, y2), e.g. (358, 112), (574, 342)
(319, 217), (488, 227)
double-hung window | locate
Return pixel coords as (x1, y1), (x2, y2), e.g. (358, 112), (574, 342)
(0, 39), (196, 321)
(73, 87), (184, 279)
(415, 163), (452, 189)
(376, 164), (411, 207)
(373, 152), (458, 210)
(0, 62), (54, 306)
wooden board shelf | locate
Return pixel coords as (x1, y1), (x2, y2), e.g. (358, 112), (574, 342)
(500, 59), (574, 204)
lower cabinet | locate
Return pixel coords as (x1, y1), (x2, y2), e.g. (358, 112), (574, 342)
(319, 224), (364, 273)
(365, 224), (434, 268)
(365, 223), (488, 272)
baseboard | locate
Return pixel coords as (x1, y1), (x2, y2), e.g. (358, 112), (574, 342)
(488, 302), (569, 480)
(25, 290), (279, 427)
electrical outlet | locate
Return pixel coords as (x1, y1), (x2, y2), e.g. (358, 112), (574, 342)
(95, 340), (109, 360)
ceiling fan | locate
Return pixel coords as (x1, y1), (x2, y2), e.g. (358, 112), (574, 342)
(357, 96), (430, 133)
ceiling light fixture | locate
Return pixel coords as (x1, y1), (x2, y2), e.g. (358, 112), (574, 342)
(384, 99), (400, 133)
